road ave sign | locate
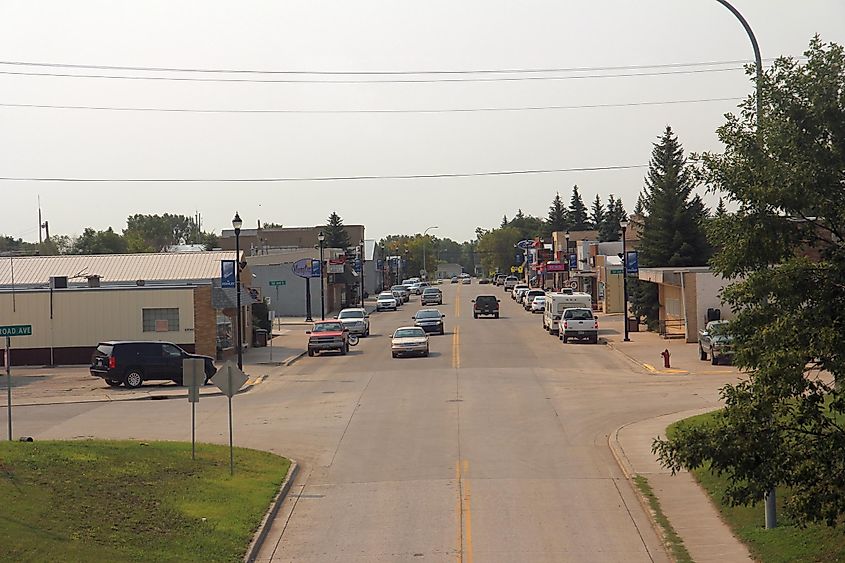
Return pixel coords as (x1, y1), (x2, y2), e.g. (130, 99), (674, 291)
(0, 325), (32, 337)
(269, 280), (286, 286)
(212, 361), (248, 398)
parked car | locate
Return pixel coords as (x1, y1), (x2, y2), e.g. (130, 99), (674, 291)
(530, 295), (546, 313)
(391, 326), (430, 358)
(512, 285), (530, 302)
(390, 285), (410, 302)
(478, 277), (491, 284)
(522, 289), (545, 309)
(307, 320), (351, 356)
(698, 320), (734, 365)
(543, 292), (593, 335)
(421, 287), (443, 306)
(376, 291), (399, 311)
(560, 308), (598, 344)
(412, 309), (446, 335)
(451, 276), (459, 283)
(493, 274), (507, 286)
(336, 308), (370, 337)
(503, 276), (519, 291)
(391, 289), (405, 304)
(90, 341), (217, 389)
(472, 295), (500, 318)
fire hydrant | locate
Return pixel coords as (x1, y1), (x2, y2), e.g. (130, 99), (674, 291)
(661, 349), (671, 369)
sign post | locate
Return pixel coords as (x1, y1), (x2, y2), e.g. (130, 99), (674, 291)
(182, 358), (205, 460)
(2, 324), (33, 441)
(292, 259), (321, 323)
(212, 361), (249, 475)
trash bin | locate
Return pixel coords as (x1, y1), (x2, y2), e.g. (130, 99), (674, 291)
(626, 317), (639, 333)
(253, 329), (268, 347)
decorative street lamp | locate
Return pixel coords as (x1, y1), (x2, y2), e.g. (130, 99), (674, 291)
(359, 240), (365, 307)
(620, 220), (630, 343)
(318, 231), (326, 320)
(232, 212), (244, 370)
(564, 230), (571, 288)
(423, 226), (438, 279)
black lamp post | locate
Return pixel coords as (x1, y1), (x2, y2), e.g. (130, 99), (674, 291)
(318, 231), (326, 320)
(620, 220), (630, 342)
(359, 241), (365, 307)
(232, 212), (244, 370)
(564, 230), (571, 288)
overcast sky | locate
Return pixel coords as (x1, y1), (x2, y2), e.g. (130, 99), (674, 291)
(1, 1), (842, 243)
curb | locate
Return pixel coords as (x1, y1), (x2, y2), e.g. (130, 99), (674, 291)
(8, 373), (268, 408)
(283, 351), (307, 367)
(244, 460), (299, 563)
(606, 340), (690, 375)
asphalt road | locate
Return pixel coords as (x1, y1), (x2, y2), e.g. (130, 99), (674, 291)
(8, 283), (737, 562)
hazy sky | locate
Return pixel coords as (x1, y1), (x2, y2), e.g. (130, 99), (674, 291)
(1, 1), (843, 243)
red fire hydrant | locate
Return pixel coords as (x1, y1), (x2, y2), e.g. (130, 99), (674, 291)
(661, 349), (671, 369)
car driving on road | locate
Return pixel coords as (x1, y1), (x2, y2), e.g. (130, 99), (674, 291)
(376, 291), (399, 311)
(412, 308), (446, 335)
(472, 295), (500, 318)
(421, 287), (443, 305)
(391, 326), (430, 358)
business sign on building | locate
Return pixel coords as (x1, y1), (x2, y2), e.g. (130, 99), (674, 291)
(292, 258), (321, 278)
(546, 262), (568, 272)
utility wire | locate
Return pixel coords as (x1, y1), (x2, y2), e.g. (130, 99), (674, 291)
(0, 66), (745, 83)
(0, 164), (647, 183)
(0, 96), (743, 114)
(0, 57), (780, 75)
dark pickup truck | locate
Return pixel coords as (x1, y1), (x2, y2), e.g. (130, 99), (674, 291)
(472, 295), (500, 319)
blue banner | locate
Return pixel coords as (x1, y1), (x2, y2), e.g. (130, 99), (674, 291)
(221, 260), (236, 288)
(626, 251), (639, 275)
(568, 253), (578, 271)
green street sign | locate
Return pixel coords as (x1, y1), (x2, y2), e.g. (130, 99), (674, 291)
(610, 269), (623, 275)
(269, 280), (286, 287)
(0, 325), (32, 337)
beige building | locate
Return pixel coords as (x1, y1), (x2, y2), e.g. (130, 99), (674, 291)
(637, 267), (735, 343)
(595, 255), (625, 313)
(0, 252), (256, 366)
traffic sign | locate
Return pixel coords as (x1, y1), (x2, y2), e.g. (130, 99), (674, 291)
(0, 325), (32, 337)
(212, 361), (248, 398)
(182, 358), (205, 403)
(269, 280), (286, 286)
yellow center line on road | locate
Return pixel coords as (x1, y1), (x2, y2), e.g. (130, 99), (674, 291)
(462, 459), (473, 563)
(454, 284), (461, 318)
(452, 326), (461, 369)
(455, 460), (463, 563)
(455, 459), (474, 563)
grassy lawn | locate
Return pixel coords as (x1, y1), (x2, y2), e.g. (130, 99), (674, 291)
(0, 440), (290, 563)
(670, 413), (845, 562)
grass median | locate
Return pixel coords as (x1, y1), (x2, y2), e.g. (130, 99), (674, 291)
(669, 412), (845, 562)
(0, 440), (290, 562)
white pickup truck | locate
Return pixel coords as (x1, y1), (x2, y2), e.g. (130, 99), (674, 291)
(559, 307), (599, 344)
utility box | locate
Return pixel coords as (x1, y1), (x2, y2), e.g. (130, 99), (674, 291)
(253, 328), (268, 347)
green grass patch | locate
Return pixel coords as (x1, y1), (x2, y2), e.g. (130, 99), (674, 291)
(669, 413), (845, 562)
(633, 474), (693, 563)
(0, 440), (290, 562)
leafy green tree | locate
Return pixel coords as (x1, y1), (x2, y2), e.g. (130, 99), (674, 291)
(323, 211), (351, 249)
(568, 185), (590, 230)
(654, 38), (845, 527)
(589, 194), (605, 230)
(477, 227), (521, 274)
(72, 227), (128, 254)
(547, 192), (568, 234)
(630, 126), (710, 327)
(506, 211), (545, 241)
(123, 213), (213, 252)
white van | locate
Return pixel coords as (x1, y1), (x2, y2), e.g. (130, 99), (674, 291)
(543, 292), (592, 334)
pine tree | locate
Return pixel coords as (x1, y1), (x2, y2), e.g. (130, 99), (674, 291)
(633, 191), (646, 216)
(568, 186), (590, 230)
(598, 194), (627, 242)
(324, 211), (352, 249)
(514, 209), (525, 220)
(715, 198), (727, 217)
(630, 126), (711, 327)
(547, 192), (568, 233)
(501, 215), (509, 228)
(589, 194), (605, 230)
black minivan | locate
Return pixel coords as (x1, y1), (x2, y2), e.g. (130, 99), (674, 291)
(90, 341), (217, 388)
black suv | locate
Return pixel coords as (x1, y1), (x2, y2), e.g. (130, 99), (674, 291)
(90, 341), (217, 388)
(472, 295), (500, 318)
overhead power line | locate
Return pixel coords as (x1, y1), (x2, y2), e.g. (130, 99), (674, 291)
(0, 96), (743, 114)
(0, 57), (779, 75)
(0, 164), (647, 183)
(0, 66), (746, 83)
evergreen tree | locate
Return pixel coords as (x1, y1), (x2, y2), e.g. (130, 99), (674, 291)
(715, 198), (727, 217)
(589, 194), (605, 230)
(630, 126), (710, 327)
(547, 192), (568, 234)
(598, 194), (627, 242)
(633, 191), (646, 216)
(568, 185), (590, 230)
(501, 215), (509, 228)
(514, 209), (525, 221)
(324, 211), (352, 249)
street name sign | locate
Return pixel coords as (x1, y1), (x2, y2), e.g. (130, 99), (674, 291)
(0, 325), (32, 337)
(269, 280), (287, 286)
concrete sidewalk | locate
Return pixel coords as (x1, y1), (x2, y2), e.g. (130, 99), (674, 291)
(598, 313), (751, 561)
(610, 410), (752, 562)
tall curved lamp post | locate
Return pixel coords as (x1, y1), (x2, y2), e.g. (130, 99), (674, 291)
(423, 226), (439, 279)
(232, 212), (244, 370)
(318, 231), (326, 320)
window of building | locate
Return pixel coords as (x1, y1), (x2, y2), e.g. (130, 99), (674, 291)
(142, 308), (180, 332)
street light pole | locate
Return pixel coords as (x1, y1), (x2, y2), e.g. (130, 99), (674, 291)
(423, 226), (438, 280)
(318, 231), (326, 320)
(620, 220), (630, 343)
(232, 212), (244, 370)
(564, 230), (571, 289)
(359, 241), (365, 307)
